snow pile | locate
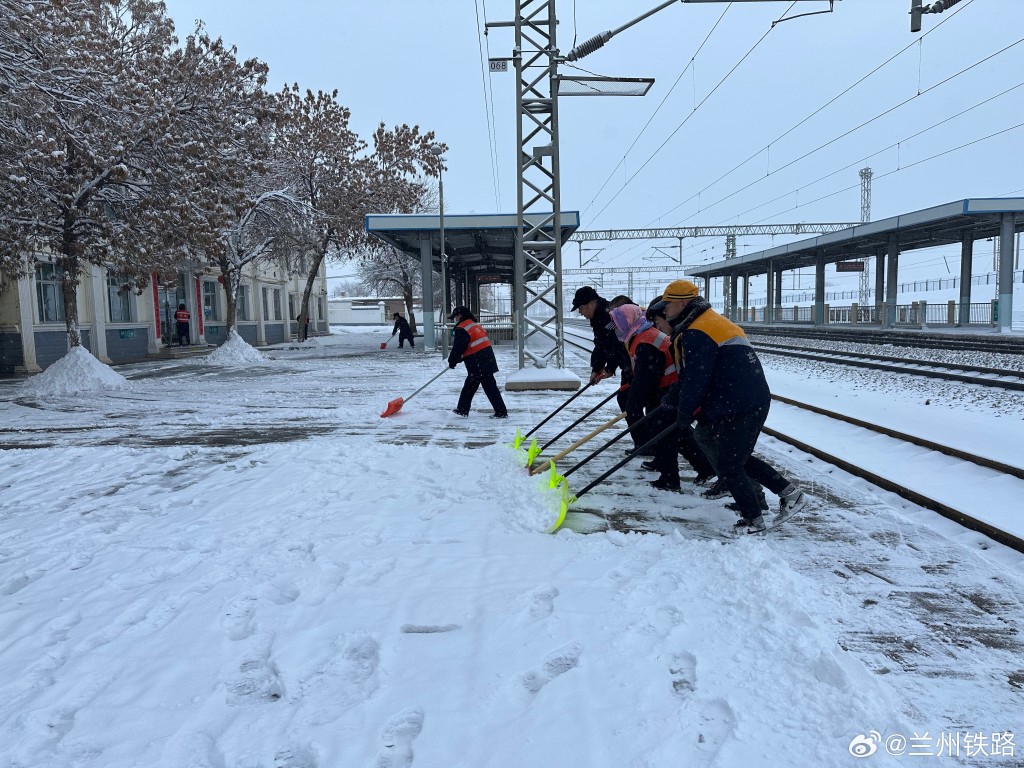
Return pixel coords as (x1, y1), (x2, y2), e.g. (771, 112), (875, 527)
(197, 330), (269, 365)
(21, 345), (131, 395)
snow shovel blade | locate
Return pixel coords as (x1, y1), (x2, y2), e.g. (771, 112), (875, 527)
(380, 341), (388, 349)
(380, 396), (404, 418)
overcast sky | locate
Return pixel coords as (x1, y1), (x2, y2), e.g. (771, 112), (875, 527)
(160, 0), (1024, 286)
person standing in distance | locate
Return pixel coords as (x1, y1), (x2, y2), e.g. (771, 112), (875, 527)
(653, 279), (807, 533)
(448, 306), (508, 419)
(571, 286), (632, 414)
(174, 303), (191, 347)
(391, 312), (415, 348)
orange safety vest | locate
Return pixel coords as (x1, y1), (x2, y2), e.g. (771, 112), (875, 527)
(174, 309), (190, 322)
(457, 319), (492, 357)
(628, 327), (677, 388)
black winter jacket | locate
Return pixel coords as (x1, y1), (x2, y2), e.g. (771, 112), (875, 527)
(589, 298), (632, 379)
(448, 325), (499, 377)
(665, 298), (770, 424)
(392, 316), (413, 337)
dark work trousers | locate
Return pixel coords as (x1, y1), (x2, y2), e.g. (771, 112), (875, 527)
(645, 392), (679, 481)
(457, 373), (507, 415)
(399, 333), (415, 348)
(176, 322), (190, 346)
(678, 423), (716, 479)
(713, 405), (790, 521)
(694, 419), (767, 502)
(617, 369), (637, 447)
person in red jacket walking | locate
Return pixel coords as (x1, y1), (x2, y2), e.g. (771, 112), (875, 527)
(447, 306), (508, 419)
(174, 303), (191, 347)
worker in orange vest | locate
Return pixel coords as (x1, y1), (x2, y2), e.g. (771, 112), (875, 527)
(174, 303), (191, 347)
(447, 306), (508, 419)
(609, 303), (682, 490)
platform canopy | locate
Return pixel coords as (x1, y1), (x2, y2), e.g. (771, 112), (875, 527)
(688, 198), (1024, 278)
(365, 211), (581, 283)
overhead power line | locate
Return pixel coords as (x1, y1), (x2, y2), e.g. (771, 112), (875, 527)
(650, 0), (979, 228)
(582, 2), (798, 228)
(474, 0), (501, 210)
(579, 3), (732, 221)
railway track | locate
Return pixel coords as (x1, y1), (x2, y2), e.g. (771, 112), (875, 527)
(765, 395), (1024, 553)
(752, 342), (1024, 393)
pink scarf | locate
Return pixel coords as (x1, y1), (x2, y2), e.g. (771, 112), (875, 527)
(609, 304), (652, 342)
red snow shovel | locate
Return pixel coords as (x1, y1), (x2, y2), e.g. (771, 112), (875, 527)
(380, 367), (449, 417)
(380, 333), (396, 350)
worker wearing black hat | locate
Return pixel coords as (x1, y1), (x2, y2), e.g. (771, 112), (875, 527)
(571, 286), (633, 415)
(447, 306), (508, 418)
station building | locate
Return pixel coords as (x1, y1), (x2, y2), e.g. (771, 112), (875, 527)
(0, 259), (328, 374)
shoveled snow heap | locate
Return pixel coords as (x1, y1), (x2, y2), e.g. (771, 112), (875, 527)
(196, 329), (270, 366)
(21, 345), (131, 396)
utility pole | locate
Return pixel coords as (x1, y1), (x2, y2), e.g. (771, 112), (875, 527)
(859, 167), (873, 307)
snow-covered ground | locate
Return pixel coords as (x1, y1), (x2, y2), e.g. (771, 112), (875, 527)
(1, 328), (1021, 767)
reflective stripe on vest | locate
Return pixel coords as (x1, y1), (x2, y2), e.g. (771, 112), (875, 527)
(175, 310), (190, 322)
(628, 328), (677, 388)
(458, 320), (492, 357)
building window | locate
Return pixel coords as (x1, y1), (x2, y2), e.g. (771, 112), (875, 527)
(202, 280), (220, 321)
(107, 276), (133, 322)
(262, 287), (282, 321)
(236, 285), (250, 321)
(36, 263), (65, 323)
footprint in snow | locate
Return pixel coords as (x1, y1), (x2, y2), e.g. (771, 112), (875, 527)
(1, 569), (46, 596)
(678, 697), (737, 766)
(521, 642), (583, 694)
(274, 743), (318, 768)
(226, 637), (285, 706)
(527, 586), (559, 621)
(67, 551), (94, 571)
(221, 594), (259, 641)
(669, 651), (697, 697)
(373, 708), (424, 768)
(43, 611), (82, 647)
(298, 633), (380, 725)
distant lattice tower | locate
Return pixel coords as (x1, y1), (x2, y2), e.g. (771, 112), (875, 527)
(859, 168), (873, 306)
(723, 234), (737, 317)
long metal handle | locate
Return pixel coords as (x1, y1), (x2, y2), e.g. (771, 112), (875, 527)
(529, 413), (626, 476)
(404, 368), (449, 404)
(539, 384), (626, 452)
(573, 424), (677, 499)
(523, 381), (593, 440)
(562, 405), (665, 479)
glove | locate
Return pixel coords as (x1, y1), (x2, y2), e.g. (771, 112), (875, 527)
(674, 408), (694, 430)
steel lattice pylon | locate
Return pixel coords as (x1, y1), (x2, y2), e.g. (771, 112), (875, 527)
(514, 0), (565, 370)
